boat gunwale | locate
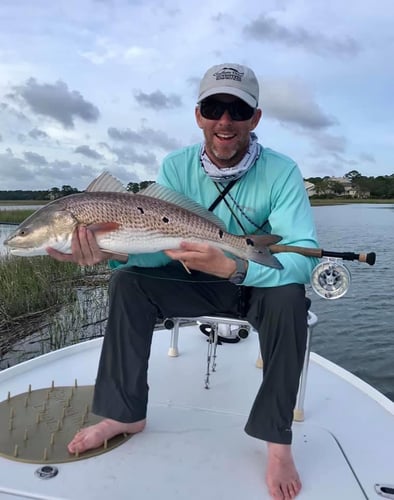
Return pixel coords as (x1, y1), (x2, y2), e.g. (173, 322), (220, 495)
(310, 352), (394, 415)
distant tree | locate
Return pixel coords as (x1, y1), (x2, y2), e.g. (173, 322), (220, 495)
(61, 185), (79, 196)
(369, 175), (394, 199)
(351, 175), (373, 198)
(305, 176), (323, 185)
(49, 187), (61, 200)
(139, 180), (154, 191)
(344, 170), (362, 181)
(127, 182), (140, 193)
(314, 179), (331, 196)
(126, 180), (155, 193)
(327, 180), (345, 195)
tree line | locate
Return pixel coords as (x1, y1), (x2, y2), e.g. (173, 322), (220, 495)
(1, 171), (393, 201)
(0, 181), (155, 201)
(307, 170), (394, 199)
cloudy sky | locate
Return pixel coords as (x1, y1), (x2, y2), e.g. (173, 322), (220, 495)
(0, 0), (393, 190)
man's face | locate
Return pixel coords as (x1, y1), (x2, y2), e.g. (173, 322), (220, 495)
(195, 93), (262, 169)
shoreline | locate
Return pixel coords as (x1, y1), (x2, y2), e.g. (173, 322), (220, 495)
(310, 199), (394, 206)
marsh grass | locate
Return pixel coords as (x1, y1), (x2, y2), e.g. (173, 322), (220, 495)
(0, 209), (35, 224)
(0, 254), (110, 367)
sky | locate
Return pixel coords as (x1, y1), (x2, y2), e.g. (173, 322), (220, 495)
(0, 0), (393, 191)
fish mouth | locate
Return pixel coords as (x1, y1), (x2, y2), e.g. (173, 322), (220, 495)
(6, 246), (46, 257)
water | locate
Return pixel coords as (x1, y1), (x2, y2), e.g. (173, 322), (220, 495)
(310, 204), (394, 401)
(0, 204), (393, 400)
(0, 224), (16, 256)
(0, 205), (44, 210)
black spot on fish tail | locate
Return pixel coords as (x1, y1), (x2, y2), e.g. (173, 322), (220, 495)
(162, 216), (169, 223)
(219, 229), (224, 238)
(244, 233), (283, 269)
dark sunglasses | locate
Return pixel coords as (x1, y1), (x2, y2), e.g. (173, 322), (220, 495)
(199, 98), (256, 121)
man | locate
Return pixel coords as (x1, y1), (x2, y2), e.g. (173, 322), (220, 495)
(48, 63), (319, 500)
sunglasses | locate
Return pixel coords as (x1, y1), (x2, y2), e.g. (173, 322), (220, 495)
(199, 98), (256, 121)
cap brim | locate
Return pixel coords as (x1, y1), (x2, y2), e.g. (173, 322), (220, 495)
(198, 87), (257, 108)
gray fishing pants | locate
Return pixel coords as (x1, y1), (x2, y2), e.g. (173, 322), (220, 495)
(92, 262), (308, 445)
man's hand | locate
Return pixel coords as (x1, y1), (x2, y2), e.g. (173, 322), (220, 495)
(46, 226), (128, 266)
(165, 241), (237, 278)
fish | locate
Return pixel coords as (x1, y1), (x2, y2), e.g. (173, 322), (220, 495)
(4, 172), (283, 269)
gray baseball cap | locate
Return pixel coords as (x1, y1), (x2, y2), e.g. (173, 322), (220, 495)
(197, 63), (259, 108)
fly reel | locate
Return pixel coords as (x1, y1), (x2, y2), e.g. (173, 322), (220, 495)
(311, 257), (351, 300)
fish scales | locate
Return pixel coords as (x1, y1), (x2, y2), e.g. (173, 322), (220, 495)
(62, 192), (248, 253)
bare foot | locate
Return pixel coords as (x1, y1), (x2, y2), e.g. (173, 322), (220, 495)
(265, 443), (301, 499)
(67, 418), (146, 454)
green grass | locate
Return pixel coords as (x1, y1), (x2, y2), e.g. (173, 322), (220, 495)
(0, 200), (45, 206)
(0, 255), (110, 364)
(0, 209), (35, 224)
(1, 255), (78, 315)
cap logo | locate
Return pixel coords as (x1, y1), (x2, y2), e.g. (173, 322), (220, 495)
(213, 67), (244, 82)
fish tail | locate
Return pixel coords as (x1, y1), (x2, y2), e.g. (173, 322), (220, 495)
(244, 234), (283, 269)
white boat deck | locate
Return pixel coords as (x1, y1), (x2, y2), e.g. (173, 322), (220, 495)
(0, 325), (393, 500)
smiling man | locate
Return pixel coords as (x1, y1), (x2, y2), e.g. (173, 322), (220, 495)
(48, 63), (319, 500)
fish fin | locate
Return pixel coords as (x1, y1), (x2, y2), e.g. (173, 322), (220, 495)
(248, 234), (282, 246)
(245, 234), (283, 269)
(139, 183), (227, 230)
(87, 222), (121, 234)
(85, 172), (127, 193)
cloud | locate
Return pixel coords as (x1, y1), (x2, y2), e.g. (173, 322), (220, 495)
(310, 132), (347, 154)
(244, 15), (361, 57)
(108, 126), (181, 151)
(112, 147), (157, 167)
(330, 153), (358, 166)
(75, 145), (104, 160)
(0, 101), (29, 121)
(359, 152), (376, 163)
(108, 127), (146, 143)
(0, 151), (31, 183)
(33, 160), (98, 188)
(134, 90), (182, 110)
(80, 37), (156, 65)
(12, 78), (100, 128)
(23, 151), (49, 165)
(261, 79), (337, 130)
(141, 127), (181, 151)
(0, 147), (101, 190)
(28, 128), (49, 140)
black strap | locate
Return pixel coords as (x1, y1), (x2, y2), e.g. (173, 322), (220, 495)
(208, 179), (237, 212)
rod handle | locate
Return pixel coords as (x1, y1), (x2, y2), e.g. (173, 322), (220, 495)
(269, 245), (376, 266)
(359, 252), (376, 265)
(269, 245), (322, 258)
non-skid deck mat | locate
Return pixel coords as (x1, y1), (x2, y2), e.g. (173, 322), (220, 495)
(0, 384), (132, 463)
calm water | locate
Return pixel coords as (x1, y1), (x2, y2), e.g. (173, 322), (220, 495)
(310, 204), (394, 401)
(1, 204), (393, 400)
(0, 224), (17, 256)
(0, 205), (44, 210)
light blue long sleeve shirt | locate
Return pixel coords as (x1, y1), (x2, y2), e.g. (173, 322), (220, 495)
(110, 143), (319, 287)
